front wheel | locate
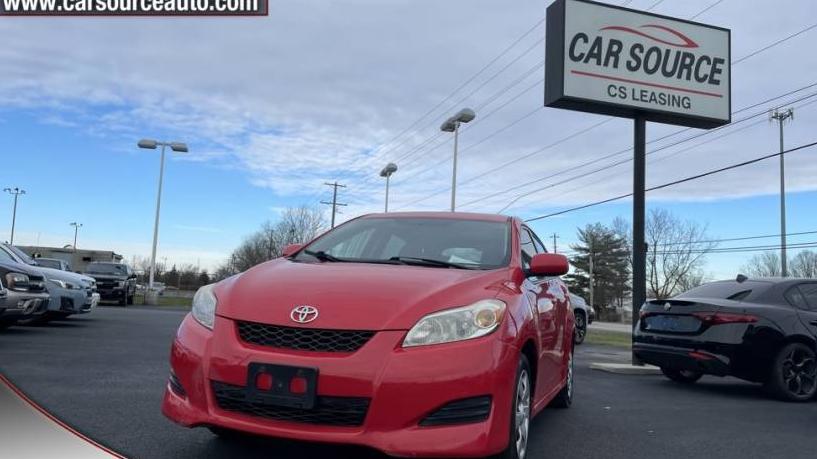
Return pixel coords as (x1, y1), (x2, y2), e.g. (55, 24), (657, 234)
(661, 367), (703, 384)
(496, 355), (532, 459)
(574, 311), (587, 345)
(765, 343), (817, 402)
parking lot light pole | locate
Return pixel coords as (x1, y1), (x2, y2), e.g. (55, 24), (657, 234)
(70, 222), (83, 251)
(440, 108), (476, 212)
(380, 163), (398, 212)
(3, 187), (25, 245)
(138, 139), (189, 289)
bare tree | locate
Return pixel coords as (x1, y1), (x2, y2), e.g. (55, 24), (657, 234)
(217, 206), (327, 276)
(791, 250), (817, 278)
(646, 209), (716, 299)
(741, 251), (781, 277)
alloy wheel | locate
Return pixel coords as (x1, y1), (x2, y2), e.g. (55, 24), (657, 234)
(781, 347), (817, 398)
(566, 349), (574, 401)
(515, 369), (531, 459)
(575, 314), (586, 343)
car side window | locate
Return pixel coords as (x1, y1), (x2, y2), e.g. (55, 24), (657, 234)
(786, 286), (810, 310)
(520, 228), (535, 270)
(796, 283), (817, 311)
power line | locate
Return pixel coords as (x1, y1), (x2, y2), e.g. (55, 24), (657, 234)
(524, 140), (817, 222)
(349, 18), (546, 174)
(690, 0), (724, 20)
(388, 18), (817, 211)
(475, 87), (817, 212)
(732, 22), (817, 65)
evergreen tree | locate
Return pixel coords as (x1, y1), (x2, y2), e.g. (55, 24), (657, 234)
(565, 223), (630, 310)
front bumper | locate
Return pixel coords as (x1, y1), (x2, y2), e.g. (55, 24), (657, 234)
(162, 314), (519, 458)
(45, 286), (89, 314)
(0, 290), (50, 320)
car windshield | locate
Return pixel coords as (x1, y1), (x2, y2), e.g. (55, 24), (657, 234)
(5, 245), (36, 265)
(86, 263), (127, 275)
(36, 259), (63, 270)
(294, 217), (511, 270)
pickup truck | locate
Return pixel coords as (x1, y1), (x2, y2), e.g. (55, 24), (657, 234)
(83, 262), (137, 306)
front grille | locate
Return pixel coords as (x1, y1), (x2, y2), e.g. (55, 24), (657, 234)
(419, 396), (492, 426)
(212, 381), (370, 427)
(60, 297), (75, 312)
(237, 321), (375, 353)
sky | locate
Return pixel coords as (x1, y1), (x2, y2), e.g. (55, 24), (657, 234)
(1, 0), (817, 278)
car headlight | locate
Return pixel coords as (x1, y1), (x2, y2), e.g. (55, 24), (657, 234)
(5, 273), (31, 292)
(49, 279), (77, 289)
(403, 299), (506, 348)
(191, 284), (218, 330)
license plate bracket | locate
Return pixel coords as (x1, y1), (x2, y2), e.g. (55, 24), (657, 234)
(246, 363), (318, 410)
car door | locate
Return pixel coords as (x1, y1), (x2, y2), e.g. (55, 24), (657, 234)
(789, 283), (817, 339)
(520, 226), (562, 393)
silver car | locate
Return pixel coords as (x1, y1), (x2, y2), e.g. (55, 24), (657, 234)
(0, 244), (99, 323)
(570, 293), (595, 345)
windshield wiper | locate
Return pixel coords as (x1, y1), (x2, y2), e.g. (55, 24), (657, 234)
(302, 250), (346, 262)
(388, 256), (476, 270)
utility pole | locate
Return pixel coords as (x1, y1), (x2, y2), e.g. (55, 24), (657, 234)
(551, 233), (560, 253)
(3, 187), (26, 245)
(771, 108), (794, 277)
(70, 222), (83, 251)
(321, 182), (347, 228)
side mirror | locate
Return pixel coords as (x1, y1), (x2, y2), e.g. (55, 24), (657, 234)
(529, 253), (569, 276)
(281, 243), (304, 258)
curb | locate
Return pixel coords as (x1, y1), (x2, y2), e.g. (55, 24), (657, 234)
(590, 362), (662, 375)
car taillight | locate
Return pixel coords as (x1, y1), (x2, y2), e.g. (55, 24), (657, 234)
(693, 312), (758, 325)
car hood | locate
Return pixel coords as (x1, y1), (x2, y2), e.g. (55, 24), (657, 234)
(215, 258), (513, 331)
(35, 266), (88, 284)
(84, 273), (127, 281)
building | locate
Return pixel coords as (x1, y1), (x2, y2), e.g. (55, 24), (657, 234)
(18, 246), (123, 273)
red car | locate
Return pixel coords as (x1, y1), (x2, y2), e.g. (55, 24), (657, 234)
(162, 212), (574, 458)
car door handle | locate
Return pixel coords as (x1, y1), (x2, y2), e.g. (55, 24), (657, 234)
(810, 320), (817, 326)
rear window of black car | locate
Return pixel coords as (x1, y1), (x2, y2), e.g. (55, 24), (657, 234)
(676, 281), (770, 301)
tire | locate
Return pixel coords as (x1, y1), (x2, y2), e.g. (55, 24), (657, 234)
(661, 367), (704, 384)
(0, 320), (16, 331)
(764, 342), (817, 402)
(495, 355), (532, 459)
(127, 294), (134, 305)
(118, 292), (127, 307)
(574, 311), (587, 345)
(207, 426), (246, 441)
(16, 315), (51, 326)
(550, 345), (574, 409)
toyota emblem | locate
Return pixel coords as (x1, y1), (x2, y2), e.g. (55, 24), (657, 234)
(290, 305), (319, 324)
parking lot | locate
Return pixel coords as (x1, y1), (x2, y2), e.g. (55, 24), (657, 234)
(0, 307), (813, 459)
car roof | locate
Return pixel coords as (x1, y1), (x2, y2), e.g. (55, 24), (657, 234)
(360, 211), (511, 223)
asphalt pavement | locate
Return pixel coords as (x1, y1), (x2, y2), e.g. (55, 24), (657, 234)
(0, 307), (815, 459)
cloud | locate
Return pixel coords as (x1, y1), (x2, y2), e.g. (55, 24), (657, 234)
(1, 0), (816, 228)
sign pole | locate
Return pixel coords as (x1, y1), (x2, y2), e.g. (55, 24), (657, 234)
(632, 114), (647, 365)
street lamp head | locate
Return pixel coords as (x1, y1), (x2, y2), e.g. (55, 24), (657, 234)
(440, 117), (457, 132)
(380, 162), (398, 177)
(454, 108), (476, 124)
(169, 142), (189, 153)
(138, 139), (158, 149)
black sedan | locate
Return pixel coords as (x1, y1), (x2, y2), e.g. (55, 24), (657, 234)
(634, 276), (817, 402)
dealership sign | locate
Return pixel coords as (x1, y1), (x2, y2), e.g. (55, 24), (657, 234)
(545, 0), (731, 128)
